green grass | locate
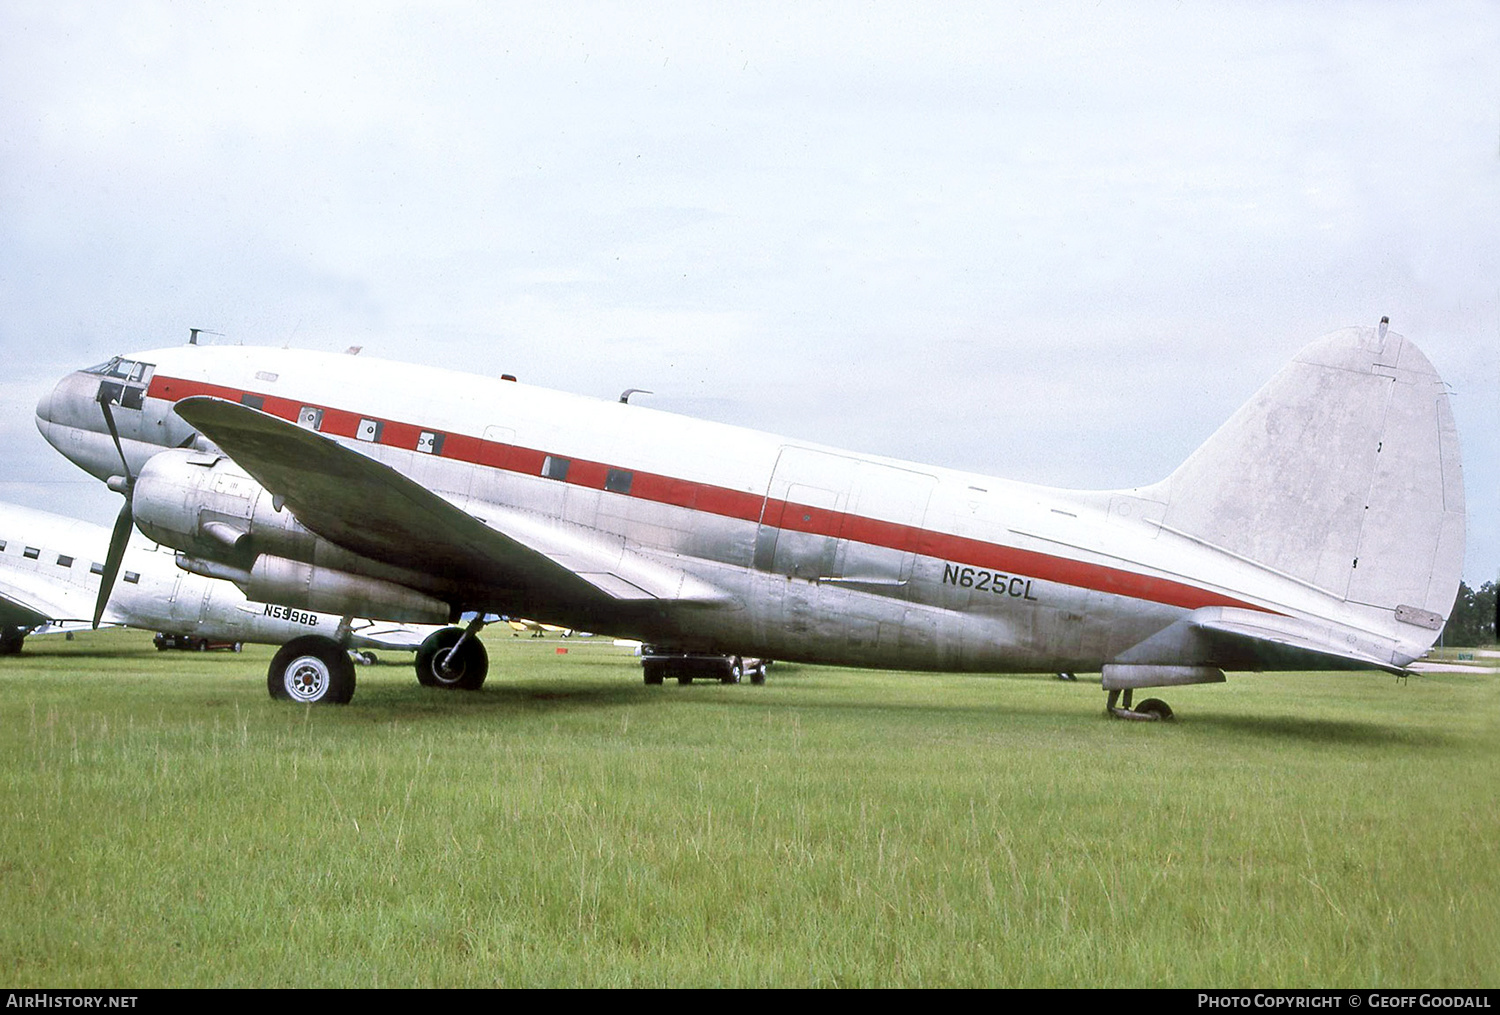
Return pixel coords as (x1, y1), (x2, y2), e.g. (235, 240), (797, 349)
(1, 628), (1496, 987)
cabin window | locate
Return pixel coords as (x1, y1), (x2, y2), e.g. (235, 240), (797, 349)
(357, 418), (383, 442)
(239, 393), (265, 411)
(123, 572), (140, 584)
(0, 540), (6, 552)
(605, 469), (633, 495)
(56, 555), (73, 568)
(297, 406), (324, 431)
(542, 456), (570, 481)
(90, 562), (104, 575)
(24, 546), (39, 560)
(417, 431), (445, 455)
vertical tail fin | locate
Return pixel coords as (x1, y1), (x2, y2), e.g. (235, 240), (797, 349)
(1151, 325), (1464, 625)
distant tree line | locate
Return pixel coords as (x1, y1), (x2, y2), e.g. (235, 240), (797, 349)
(1441, 581), (1498, 646)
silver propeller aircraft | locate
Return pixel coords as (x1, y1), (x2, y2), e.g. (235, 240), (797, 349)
(34, 320), (1464, 716)
(0, 499), (440, 676)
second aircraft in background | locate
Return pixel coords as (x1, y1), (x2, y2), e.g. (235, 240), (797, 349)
(0, 499), (452, 695)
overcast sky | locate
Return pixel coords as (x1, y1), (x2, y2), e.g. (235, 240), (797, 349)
(2, 2), (1495, 584)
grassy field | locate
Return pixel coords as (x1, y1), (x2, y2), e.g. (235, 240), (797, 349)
(1, 628), (1496, 987)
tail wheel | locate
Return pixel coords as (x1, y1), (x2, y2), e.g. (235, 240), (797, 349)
(1134, 698), (1174, 720)
(416, 627), (489, 690)
(268, 636), (356, 704)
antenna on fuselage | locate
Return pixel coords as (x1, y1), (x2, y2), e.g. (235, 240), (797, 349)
(188, 328), (223, 346)
(619, 388), (653, 404)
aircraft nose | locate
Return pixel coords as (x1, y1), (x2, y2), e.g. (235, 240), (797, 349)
(35, 371), (94, 433)
(34, 379), (57, 428)
(34, 369), (119, 479)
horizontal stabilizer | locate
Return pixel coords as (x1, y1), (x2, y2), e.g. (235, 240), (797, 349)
(1192, 608), (1406, 675)
(1111, 605), (1407, 680)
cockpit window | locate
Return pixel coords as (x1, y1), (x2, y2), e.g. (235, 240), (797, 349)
(91, 357), (156, 411)
(84, 357), (153, 384)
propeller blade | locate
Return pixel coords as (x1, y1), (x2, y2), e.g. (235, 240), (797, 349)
(97, 394), (133, 481)
(93, 500), (135, 628)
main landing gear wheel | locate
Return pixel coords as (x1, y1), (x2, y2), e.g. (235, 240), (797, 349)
(415, 626), (489, 690)
(722, 656), (743, 685)
(749, 660), (767, 685)
(268, 635), (356, 704)
(643, 659), (666, 685)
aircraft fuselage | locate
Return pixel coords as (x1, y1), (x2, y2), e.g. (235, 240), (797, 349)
(37, 343), (1435, 675)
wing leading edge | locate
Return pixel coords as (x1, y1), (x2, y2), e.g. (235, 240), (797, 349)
(172, 396), (728, 608)
(0, 566), (96, 630)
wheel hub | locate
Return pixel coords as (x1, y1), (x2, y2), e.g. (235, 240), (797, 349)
(286, 656), (330, 702)
(434, 647), (465, 684)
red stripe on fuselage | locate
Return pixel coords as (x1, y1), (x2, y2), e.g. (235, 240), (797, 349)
(145, 374), (1272, 615)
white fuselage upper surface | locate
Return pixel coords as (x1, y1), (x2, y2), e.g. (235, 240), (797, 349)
(35, 336), (1455, 673)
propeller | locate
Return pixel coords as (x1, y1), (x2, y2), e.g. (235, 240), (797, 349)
(93, 393), (136, 628)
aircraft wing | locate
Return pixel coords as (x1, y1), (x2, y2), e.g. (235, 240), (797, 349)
(344, 620), (439, 652)
(0, 574), (86, 630)
(173, 397), (728, 605)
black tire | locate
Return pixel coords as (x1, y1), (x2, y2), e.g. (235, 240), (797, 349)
(196, 639), (208, 651)
(268, 636), (356, 704)
(643, 660), (665, 685)
(415, 627), (488, 690)
(749, 660), (767, 685)
(0, 628), (25, 656)
(721, 656), (743, 684)
(1134, 698), (1174, 720)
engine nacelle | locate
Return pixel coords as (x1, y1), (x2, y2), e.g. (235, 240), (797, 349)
(180, 554), (449, 625)
(133, 449), (315, 561)
(133, 448), (455, 604)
